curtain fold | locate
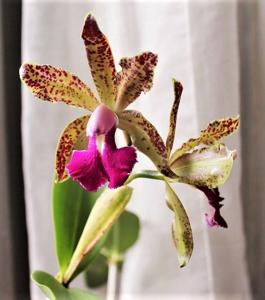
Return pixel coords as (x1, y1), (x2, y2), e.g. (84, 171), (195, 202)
(187, 2), (250, 298)
(238, 1), (265, 299)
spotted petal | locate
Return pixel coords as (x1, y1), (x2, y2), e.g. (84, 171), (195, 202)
(20, 64), (99, 111)
(169, 116), (240, 164)
(82, 14), (117, 109)
(55, 115), (89, 182)
(166, 80), (183, 157)
(118, 110), (175, 177)
(115, 52), (158, 111)
(165, 181), (193, 267)
(171, 144), (236, 189)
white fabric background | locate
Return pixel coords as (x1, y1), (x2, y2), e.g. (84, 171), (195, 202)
(22, 1), (251, 299)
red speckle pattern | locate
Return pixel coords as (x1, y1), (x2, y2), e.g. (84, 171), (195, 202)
(20, 64), (99, 111)
(202, 117), (240, 144)
(82, 14), (117, 107)
(115, 52), (158, 111)
(56, 115), (89, 182)
(166, 80), (183, 157)
(170, 116), (240, 163)
(118, 110), (175, 177)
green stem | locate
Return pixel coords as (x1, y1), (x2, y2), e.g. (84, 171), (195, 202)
(125, 170), (165, 185)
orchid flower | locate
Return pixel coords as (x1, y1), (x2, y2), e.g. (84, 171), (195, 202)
(19, 13), (170, 191)
(164, 80), (239, 229)
(20, 12), (240, 270)
(121, 79), (239, 266)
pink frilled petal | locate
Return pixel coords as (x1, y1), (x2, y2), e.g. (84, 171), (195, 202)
(102, 127), (137, 188)
(196, 186), (228, 228)
(66, 135), (108, 192)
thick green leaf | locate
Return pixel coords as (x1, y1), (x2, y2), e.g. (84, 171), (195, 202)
(165, 182), (193, 267)
(53, 178), (104, 276)
(84, 254), (108, 288)
(32, 271), (100, 300)
(71, 233), (107, 282)
(83, 210), (140, 289)
(102, 210), (140, 262)
(63, 186), (133, 284)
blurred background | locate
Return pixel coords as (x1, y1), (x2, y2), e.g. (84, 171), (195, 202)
(1, 0), (265, 299)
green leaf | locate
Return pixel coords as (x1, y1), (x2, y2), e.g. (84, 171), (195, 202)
(83, 210), (140, 289)
(84, 254), (108, 288)
(53, 178), (104, 276)
(165, 182), (193, 267)
(102, 210), (140, 262)
(31, 271), (100, 300)
(63, 186), (133, 284)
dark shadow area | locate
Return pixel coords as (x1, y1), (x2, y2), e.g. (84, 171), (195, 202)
(0, 0), (30, 299)
(238, 1), (265, 299)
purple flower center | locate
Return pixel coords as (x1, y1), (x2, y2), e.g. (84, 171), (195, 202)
(66, 105), (137, 191)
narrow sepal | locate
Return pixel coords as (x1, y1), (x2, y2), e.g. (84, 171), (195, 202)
(165, 182), (193, 267)
(115, 52), (158, 111)
(20, 64), (99, 111)
(118, 110), (175, 177)
(166, 80), (183, 157)
(55, 116), (89, 182)
(170, 116), (240, 164)
(82, 14), (117, 108)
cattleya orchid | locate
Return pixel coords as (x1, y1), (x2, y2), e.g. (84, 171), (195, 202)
(166, 82), (239, 229)
(19, 14), (160, 191)
(20, 12), (239, 273)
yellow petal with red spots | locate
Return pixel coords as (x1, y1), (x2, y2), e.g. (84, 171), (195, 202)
(82, 14), (117, 109)
(166, 79), (183, 158)
(55, 115), (89, 182)
(20, 64), (99, 111)
(118, 110), (175, 177)
(165, 181), (193, 267)
(169, 116), (240, 164)
(115, 52), (158, 112)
